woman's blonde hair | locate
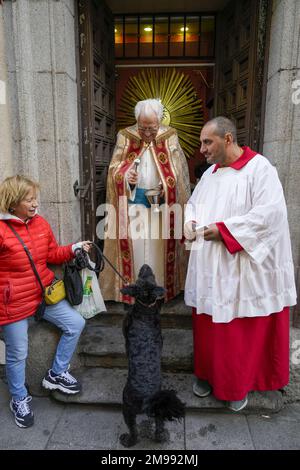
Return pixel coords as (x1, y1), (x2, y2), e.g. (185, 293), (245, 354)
(0, 175), (40, 213)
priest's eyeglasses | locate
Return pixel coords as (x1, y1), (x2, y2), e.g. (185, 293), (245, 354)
(138, 126), (159, 134)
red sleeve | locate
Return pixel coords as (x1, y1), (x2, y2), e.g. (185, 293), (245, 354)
(216, 222), (243, 254)
(46, 223), (74, 264)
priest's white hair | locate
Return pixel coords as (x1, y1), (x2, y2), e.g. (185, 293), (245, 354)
(134, 99), (164, 122)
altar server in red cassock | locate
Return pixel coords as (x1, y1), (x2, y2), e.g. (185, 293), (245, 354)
(184, 116), (297, 411)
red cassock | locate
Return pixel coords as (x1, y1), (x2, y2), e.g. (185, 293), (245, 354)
(192, 306), (289, 401)
(188, 148), (293, 401)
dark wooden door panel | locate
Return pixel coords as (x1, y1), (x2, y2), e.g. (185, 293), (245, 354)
(215, 0), (269, 151)
(78, 0), (115, 240)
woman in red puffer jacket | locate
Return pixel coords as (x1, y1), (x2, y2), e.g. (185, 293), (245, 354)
(0, 175), (91, 429)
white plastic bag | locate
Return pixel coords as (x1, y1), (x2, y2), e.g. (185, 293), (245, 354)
(75, 260), (106, 319)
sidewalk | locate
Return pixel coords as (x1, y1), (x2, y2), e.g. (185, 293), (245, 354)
(1, 379), (300, 451)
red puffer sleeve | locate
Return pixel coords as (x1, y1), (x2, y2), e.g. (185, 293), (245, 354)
(46, 223), (74, 264)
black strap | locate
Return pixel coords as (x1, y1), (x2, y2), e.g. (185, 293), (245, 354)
(74, 242), (129, 285)
(73, 244), (103, 273)
(93, 243), (129, 285)
(5, 222), (44, 293)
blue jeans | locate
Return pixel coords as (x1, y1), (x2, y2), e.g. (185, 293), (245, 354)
(2, 300), (85, 401)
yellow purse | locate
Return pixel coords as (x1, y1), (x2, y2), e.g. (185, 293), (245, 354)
(44, 279), (66, 305)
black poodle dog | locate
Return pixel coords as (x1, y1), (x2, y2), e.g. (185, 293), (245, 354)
(119, 264), (185, 448)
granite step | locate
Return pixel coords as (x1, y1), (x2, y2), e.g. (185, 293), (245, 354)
(78, 325), (193, 372)
(90, 297), (192, 329)
(52, 367), (284, 414)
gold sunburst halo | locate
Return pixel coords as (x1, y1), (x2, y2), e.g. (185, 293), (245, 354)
(118, 68), (204, 158)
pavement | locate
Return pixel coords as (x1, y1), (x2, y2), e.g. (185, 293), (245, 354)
(1, 378), (300, 452)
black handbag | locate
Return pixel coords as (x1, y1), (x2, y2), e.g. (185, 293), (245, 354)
(63, 243), (104, 306)
(5, 222), (46, 321)
(63, 242), (126, 307)
(63, 261), (83, 306)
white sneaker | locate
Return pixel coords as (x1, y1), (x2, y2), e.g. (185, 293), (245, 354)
(193, 378), (212, 398)
(42, 369), (81, 395)
(228, 395), (248, 412)
(10, 395), (34, 428)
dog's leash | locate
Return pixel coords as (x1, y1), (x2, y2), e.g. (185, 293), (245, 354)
(96, 244), (130, 285)
(75, 242), (129, 285)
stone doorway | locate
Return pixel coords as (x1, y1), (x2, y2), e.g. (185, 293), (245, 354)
(77, 0), (270, 239)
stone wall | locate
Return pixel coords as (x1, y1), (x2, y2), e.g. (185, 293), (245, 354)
(263, 0), (300, 300)
(0, 4), (13, 177)
(263, 0), (300, 400)
(1, 0), (81, 243)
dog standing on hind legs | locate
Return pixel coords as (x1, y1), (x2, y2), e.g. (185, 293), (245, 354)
(119, 264), (185, 448)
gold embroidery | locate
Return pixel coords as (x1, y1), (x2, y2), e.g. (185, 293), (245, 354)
(115, 173), (124, 184)
(127, 152), (137, 163)
(158, 152), (168, 164)
(166, 176), (175, 188)
(122, 250), (130, 262)
(156, 128), (176, 144)
(122, 128), (141, 144)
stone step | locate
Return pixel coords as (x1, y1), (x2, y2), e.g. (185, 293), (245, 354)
(90, 297), (192, 329)
(78, 325), (193, 372)
(52, 367), (284, 414)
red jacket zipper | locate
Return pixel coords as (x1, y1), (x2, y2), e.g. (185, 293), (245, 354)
(3, 284), (11, 317)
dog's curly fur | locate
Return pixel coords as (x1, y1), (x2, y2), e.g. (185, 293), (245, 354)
(119, 264), (185, 448)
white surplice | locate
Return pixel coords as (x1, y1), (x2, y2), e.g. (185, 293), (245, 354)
(128, 145), (164, 285)
(184, 154), (297, 323)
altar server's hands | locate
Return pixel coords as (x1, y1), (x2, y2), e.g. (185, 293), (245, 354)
(184, 221), (197, 241)
(203, 224), (222, 241)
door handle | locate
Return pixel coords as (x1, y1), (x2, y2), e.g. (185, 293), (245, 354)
(73, 177), (92, 199)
